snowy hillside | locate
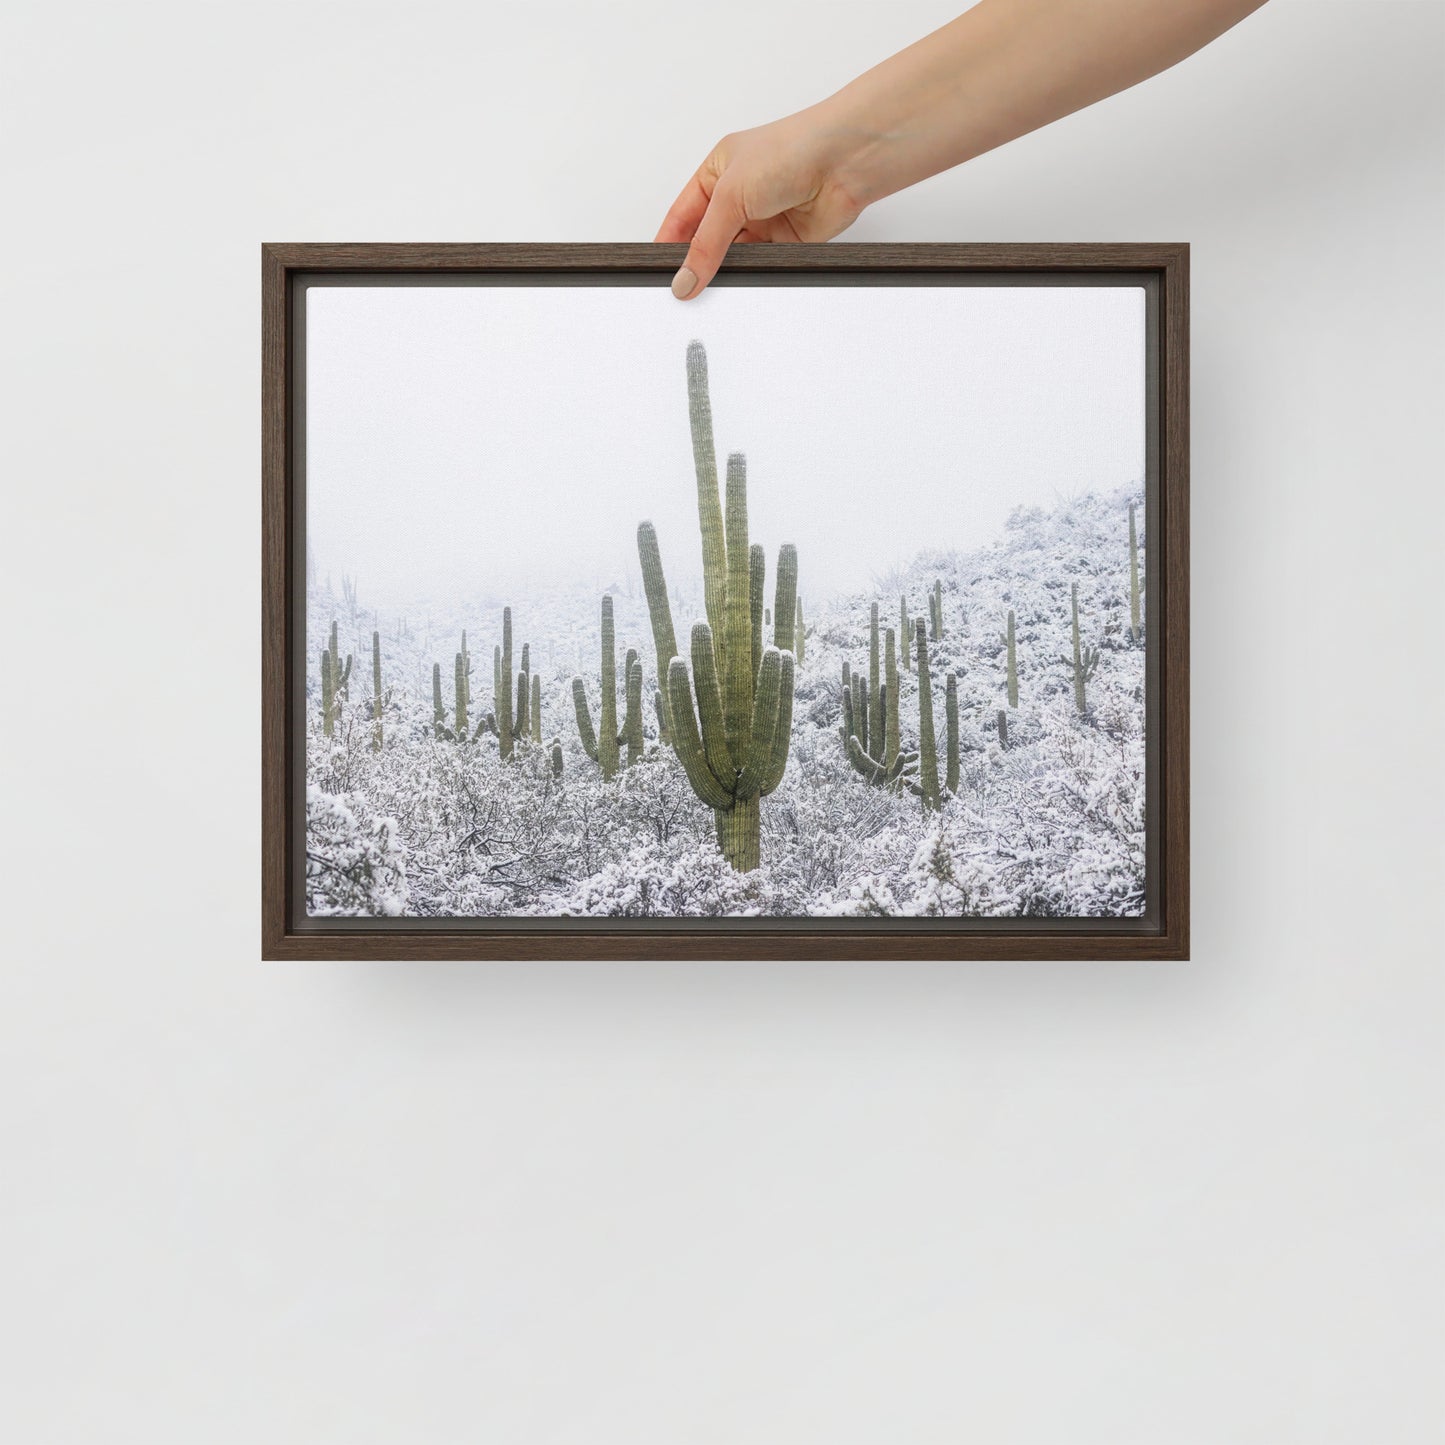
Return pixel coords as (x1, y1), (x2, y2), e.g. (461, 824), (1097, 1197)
(305, 487), (1146, 919)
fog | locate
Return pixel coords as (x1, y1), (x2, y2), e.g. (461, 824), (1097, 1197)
(305, 280), (1145, 606)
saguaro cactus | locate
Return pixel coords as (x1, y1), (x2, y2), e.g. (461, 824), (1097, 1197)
(433, 663), (449, 740)
(328, 622), (353, 699)
(997, 708), (1009, 749)
(370, 631), (383, 752)
(1003, 608), (1018, 708)
(495, 608), (515, 760)
(551, 740), (564, 778)
(794, 598), (807, 665)
(624, 652), (643, 766)
(945, 671), (959, 796)
(636, 341), (797, 872)
(929, 580), (944, 641)
(915, 619), (940, 810)
(572, 595), (621, 779)
(454, 652), (468, 738)
(320, 647), (338, 737)
(843, 625), (916, 787)
(1129, 501), (1143, 644)
(530, 675), (543, 746)
(900, 595), (912, 671)
(1070, 582), (1101, 715)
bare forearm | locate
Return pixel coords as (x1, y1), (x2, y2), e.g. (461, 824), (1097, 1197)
(819, 0), (1267, 206)
(659, 0), (1268, 298)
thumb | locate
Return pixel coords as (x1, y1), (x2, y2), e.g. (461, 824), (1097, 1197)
(671, 182), (746, 300)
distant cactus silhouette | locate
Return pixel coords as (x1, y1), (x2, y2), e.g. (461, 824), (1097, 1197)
(1069, 582), (1101, 715)
(997, 707), (1009, 749)
(915, 619), (940, 809)
(929, 579), (944, 641)
(328, 622), (352, 699)
(945, 671), (959, 796)
(1003, 608), (1018, 708)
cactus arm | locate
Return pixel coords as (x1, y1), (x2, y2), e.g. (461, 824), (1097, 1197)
(867, 603), (881, 761)
(735, 646), (781, 800)
(571, 677), (600, 761)
(772, 545), (798, 656)
(884, 627), (900, 770)
(551, 741), (564, 778)
(759, 652), (794, 796)
(794, 595), (805, 664)
(625, 657), (643, 766)
(841, 673), (855, 744)
(690, 621), (736, 784)
(637, 522), (679, 739)
(749, 543), (765, 685)
(722, 452), (753, 760)
(686, 341), (729, 654)
(667, 659), (733, 810)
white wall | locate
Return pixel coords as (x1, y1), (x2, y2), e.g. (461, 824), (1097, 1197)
(2, 2), (1441, 1441)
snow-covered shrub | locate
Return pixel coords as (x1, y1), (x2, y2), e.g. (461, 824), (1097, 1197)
(305, 786), (409, 916)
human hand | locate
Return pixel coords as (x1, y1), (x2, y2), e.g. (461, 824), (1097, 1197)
(655, 107), (870, 301)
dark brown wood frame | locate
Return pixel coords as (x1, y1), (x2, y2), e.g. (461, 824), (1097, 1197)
(263, 243), (1188, 959)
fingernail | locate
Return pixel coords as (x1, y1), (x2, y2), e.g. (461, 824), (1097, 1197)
(670, 266), (697, 300)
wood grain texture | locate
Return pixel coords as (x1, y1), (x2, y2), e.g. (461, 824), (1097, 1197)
(261, 243), (1189, 960)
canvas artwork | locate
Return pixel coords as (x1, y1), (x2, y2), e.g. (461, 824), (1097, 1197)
(302, 281), (1149, 921)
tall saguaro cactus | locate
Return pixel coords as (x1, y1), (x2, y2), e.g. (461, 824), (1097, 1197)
(433, 663), (448, 740)
(1128, 501), (1142, 644)
(370, 631), (383, 752)
(1003, 608), (1018, 708)
(495, 608), (514, 761)
(530, 675), (543, 746)
(637, 341), (797, 872)
(915, 618), (940, 810)
(900, 595), (911, 671)
(1070, 582), (1101, 715)
(572, 595), (620, 779)
(929, 580), (944, 641)
(944, 671), (959, 796)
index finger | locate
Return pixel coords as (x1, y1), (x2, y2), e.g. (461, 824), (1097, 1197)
(654, 171), (713, 244)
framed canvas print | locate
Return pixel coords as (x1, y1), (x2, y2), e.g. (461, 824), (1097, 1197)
(262, 243), (1188, 959)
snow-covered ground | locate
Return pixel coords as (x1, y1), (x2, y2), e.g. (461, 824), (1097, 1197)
(305, 487), (1146, 918)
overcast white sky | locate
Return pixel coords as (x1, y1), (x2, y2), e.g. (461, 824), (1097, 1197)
(306, 282), (1145, 605)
